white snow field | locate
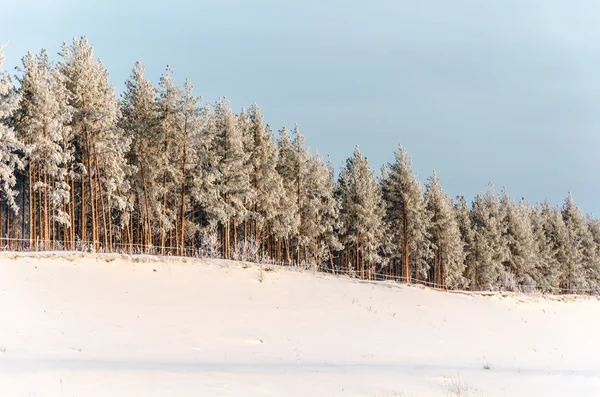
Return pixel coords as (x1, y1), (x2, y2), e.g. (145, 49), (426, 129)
(0, 253), (599, 397)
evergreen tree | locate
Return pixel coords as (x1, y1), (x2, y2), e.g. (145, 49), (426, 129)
(174, 79), (204, 255)
(15, 49), (74, 248)
(468, 183), (508, 290)
(59, 37), (131, 248)
(155, 65), (182, 252)
(585, 215), (600, 293)
(337, 146), (385, 278)
(454, 195), (474, 287)
(211, 97), (252, 258)
(499, 190), (537, 291)
(0, 44), (23, 215)
(561, 193), (592, 293)
(120, 61), (161, 249)
(529, 203), (560, 292)
(424, 171), (465, 289)
(275, 125), (304, 263)
(298, 151), (341, 268)
(381, 145), (428, 283)
(246, 103), (285, 248)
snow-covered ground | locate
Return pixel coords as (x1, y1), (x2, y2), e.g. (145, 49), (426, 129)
(0, 252), (599, 397)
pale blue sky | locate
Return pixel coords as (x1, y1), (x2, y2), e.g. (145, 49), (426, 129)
(2, 0), (600, 214)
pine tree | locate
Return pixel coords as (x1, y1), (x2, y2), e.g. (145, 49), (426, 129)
(155, 65), (181, 253)
(561, 193), (591, 293)
(381, 145), (428, 283)
(0, 43), (23, 221)
(120, 61), (161, 249)
(174, 79), (204, 255)
(337, 146), (385, 278)
(59, 37), (131, 249)
(16, 49), (73, 248)
(499, 190), (537, 291)
(245, 103), (285, 250)
(290, 124), (310, 264)
(468, 183), (508, 290)
(424, 171), (465, 289)
(211, 97), (252, 258)
(585, 215), (600, 293)
(454, 195), (474, 287)
(314, 155), (343, 269)
(188, 102), (219, 246)
(275, 125), (303, 263)
(530, 202), (561, 292)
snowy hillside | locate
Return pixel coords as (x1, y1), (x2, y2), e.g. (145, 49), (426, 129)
(0, 252), (599, 397)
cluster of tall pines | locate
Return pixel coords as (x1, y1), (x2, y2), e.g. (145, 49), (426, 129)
(1, 38), (598, 294)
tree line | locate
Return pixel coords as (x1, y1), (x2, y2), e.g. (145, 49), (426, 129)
(1, 37), (598, 294)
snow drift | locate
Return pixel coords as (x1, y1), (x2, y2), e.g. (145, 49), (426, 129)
(0, 252), (599, 396)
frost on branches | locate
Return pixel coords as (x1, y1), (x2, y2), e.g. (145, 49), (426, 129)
(0, 36), (598, 295)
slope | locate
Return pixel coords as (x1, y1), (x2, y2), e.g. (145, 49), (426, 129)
(0, 252), (599, 396)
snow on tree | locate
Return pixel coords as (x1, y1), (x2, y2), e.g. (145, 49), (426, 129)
(498, 190), (537, 292)
(59, 37), (131, 247)
(210, 97), (252, 258)
(173, 78), (204, 255)
(585, 214), (600, 293)
(530, 201), (562, 292)
(381, 145), (429, 283)
(467, 183), (509, 290)
(295, 151), (341, 268)
(154, 65), (183, 252)
(245, 103), (285, 249)
(266, 126), (297, 262)
(4, 36), (600, 294)
(0, 43), (24, 214)
(314, 155), (343, 268)
(16, 49), (73, 247)
(275, 125), (307, 264)
(529, 202), (559, 292)
(120, 61), (161, 248)
(561, 193), (593, 293)
(337, 146), (385, 278)
(424, 171), (465, 289)
(454, 195), (473, 285)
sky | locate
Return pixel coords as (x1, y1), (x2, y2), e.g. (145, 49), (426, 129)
(2, 0), (600, 214)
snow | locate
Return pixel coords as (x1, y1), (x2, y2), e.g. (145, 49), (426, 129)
(0, 252), (599, 396)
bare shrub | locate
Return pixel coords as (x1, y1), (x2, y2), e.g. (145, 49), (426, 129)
(200, 228), (221, 259)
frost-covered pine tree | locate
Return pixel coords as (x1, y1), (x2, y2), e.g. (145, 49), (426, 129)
(337, 146), (385, 278)
(245, 103), (285, 251)
(211, 97), (252, 258)
(585, 215), (600, 293)
(424, 171), (465, 289)
(298, 151), (341, 268)
(499, 189), (537, 291)
(276, 125), (309, 264)
(561, 193), (593, 293)
(188, 102), (219, 245)
(529, 201), (561, 292)
(454, 195), (474, 287)
(120, 61), (161, 248)
(290, 124), (311, 264)
(0, 43), (23, 218)
(467, 183), (508, 290)
(243, 105), (278, 248)
(16, 49), (73, 247)
(59, 37), (131, 248)
(155, 65), (182, 252)
(381, 145), (428, 283)
(272, 126), (299, 263)
(174, 79), (204, 255)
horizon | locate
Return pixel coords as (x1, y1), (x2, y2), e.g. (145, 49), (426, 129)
(2, 0), (599, 215)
